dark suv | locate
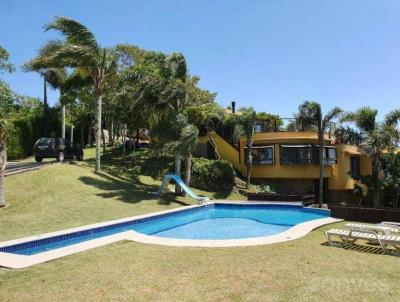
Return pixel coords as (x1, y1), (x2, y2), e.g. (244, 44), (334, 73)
(34, 138), (84, 162)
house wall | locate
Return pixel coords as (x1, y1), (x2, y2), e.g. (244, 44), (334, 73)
(210, 132), (241, 171)
(329, 144), (372, 190)
(201, 131), (373, 193)
(238, 131), (332, 179)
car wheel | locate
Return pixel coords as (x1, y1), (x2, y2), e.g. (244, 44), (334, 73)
(35, 156), (43, 163)
(56, 152), (64, 162)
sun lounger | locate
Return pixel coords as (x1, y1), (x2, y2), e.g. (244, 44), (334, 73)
(325, 228), (400, 255)
(381, 221), (400, 228)
(344, 223), (400, 235)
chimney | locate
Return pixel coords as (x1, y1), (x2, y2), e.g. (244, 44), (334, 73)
(231, 101), (236, 114)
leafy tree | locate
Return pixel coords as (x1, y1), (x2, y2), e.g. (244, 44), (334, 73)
(0, 46), (14, 207)
(221, 113), (243, 146)
(256, 112), (283, 131)
(24, 17), (114, 173)
(340, 107), (400, 207)
(0, 46), (15, 74)
(382, 152), (400, 208)
(296, 101), (342, 207)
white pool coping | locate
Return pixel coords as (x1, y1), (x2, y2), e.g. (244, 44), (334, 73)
(0, 202), (341, 269)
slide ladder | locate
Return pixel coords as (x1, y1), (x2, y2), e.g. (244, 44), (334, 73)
(157, 173), (210, 204)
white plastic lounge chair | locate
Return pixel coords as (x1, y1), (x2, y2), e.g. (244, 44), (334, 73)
(381, 221), (400, 228)
(326, 228), (400, 255)
(344, 223), (400, 235)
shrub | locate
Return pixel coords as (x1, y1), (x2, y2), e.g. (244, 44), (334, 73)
(6, 100), (61, 160)
(6, 122), (24, 159)
(191, 157), (234, 191)
(256, 184), (275, 194)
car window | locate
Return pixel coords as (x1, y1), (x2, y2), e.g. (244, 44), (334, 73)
(37, 138), (52, 146)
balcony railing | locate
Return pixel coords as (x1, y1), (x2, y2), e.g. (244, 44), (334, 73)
(254, 118), (336, 133)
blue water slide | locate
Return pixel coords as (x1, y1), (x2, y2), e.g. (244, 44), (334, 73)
(157, 173), (210, 203)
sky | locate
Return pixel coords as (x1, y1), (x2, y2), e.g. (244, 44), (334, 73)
(1, 0), (399, 119)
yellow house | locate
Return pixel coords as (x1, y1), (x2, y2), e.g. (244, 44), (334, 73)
(197, 130), (372, 204)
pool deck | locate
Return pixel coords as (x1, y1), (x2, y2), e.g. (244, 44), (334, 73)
(0, 201), (341, 269)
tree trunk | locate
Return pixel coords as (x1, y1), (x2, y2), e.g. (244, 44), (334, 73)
(70, 125), (74, 144)
(80, 121), (85, 147)
(372, 154), (381, 208)
(318, 129), (324, 208)
(61, 105), (66, 139)
(185, 153), (192, 186)
(175, 152), (182, 195)
(246, 139), (252, 189)
(136, 127), (140, 145)
(0, 128), (6, 207)
(122, 124), (126, 163)
(43, 77), (48, 110)
(95, 92), (102, 173)
(101, 128), (106, 154)
(110, 119), (114, 147)
(87, 123), (92, 147)
(43, 77), (48, 135)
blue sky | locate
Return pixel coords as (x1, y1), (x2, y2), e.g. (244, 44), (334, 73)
(1, 0), (399, 119)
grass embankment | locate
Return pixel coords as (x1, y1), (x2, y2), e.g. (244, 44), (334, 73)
(1, 148), (399, 301)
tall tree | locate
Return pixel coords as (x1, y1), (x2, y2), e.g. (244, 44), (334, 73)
(0, 46), (14, 207)
(43, 68), (67, 138)
(296, 101), (342, 208)
(339, 107), (400, 207)
(239, 108), (257, 189)
(24, 17), (113, 173)
(382, 152), (400, 208)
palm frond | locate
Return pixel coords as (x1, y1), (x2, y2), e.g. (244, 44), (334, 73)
(296, 101), (322, 129)
(47, 44), (99, 68)
(384, 109), (400, 127)
(43, 68), (67, 90)
(22, 40), (64, 71)
(45, 16), (99, 51)
(335, 126), (365, 145)
(63, 70), (92, 91)
(341, 107), (377, 132)
(322, 106), (342, 129)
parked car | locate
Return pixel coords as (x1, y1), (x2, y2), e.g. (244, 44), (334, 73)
(34, 138), (84, 162)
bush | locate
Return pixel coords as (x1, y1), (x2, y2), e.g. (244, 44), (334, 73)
(256, 184), (275, 194)
(6, 99), (61, 160)
(191, 157), (235, 191)
(6, 122), (24, 159)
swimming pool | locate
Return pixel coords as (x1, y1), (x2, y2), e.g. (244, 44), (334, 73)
(0, 203), (329, 256)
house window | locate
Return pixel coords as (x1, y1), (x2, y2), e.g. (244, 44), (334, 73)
(350, 156), (360, 177)
(245, 145), (274, 165)
(324, 147), (337, 165)
(281, 145), (312, 164)
(254, 124), (264, 133)
(312, 145), (337, 165)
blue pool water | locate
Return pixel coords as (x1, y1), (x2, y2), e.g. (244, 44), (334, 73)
(0, 204), (329, 255)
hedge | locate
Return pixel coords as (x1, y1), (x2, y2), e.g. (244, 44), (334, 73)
(191, 157), (235, 191)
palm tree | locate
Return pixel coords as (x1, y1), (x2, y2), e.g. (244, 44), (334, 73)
(239, 108), (257, 189)
(179, 124), (199, 186)
(24, 16), (111, 173)
(340, 107), (400, 207)
(22, 68), (53, 134)
(296, 101), (342, 208)
(43, 68), (67, 138)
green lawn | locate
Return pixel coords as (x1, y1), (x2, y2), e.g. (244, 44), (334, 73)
(1, 149), (399, 301)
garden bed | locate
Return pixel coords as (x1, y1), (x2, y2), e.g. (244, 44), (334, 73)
(329, 205), (400, 223)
